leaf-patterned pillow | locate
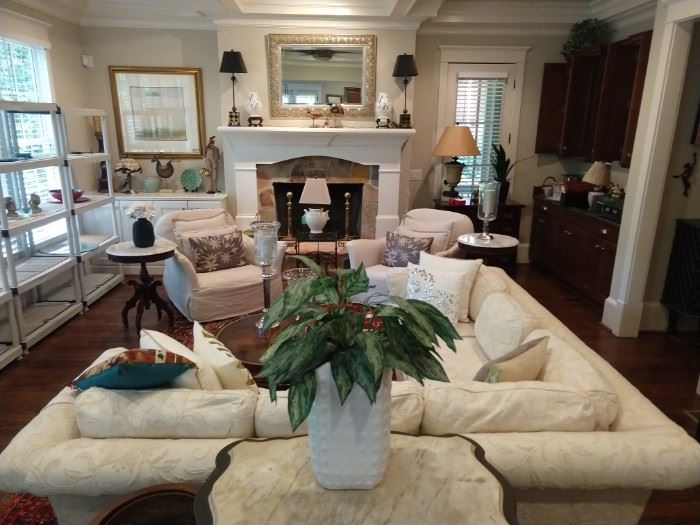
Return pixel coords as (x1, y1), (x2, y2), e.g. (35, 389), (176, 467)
(188, 230), (246, 273)
(382, 231), (433, 267)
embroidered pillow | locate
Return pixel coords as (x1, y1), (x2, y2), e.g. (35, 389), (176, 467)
(177, 225), (238, 266)
(382, 231), (433, 267)
(187, 229), (246, 273)
(473, 336), (549, 383)
(419, 252), (482, 322)
(71, 348), (196, 390)
(405, 262), (465, 324)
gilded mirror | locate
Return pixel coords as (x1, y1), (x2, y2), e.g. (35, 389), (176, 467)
(266, 34), (376, 118)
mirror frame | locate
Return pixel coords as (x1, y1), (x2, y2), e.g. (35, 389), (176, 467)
(266, 34), (377, 118)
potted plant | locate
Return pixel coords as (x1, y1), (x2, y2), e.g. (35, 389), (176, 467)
(491, 144), (531, 203)
(259, 256), (460, 489)
(561, 18), (608, 61)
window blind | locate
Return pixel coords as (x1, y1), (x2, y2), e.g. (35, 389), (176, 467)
(454, 75), (507, 194)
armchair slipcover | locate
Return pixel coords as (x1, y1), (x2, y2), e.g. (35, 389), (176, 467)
(346, 208), (473, 301)
(155, 209), (285, 322)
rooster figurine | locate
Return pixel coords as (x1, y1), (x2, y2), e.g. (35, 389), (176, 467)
(152, 158), (174, 179)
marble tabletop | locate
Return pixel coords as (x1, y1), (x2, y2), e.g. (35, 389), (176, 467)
(458, 233), (520, 249)
(195, 434), (518, 525)
(106, 238), (176, 259)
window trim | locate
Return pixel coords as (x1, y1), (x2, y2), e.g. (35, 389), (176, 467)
(435, 45), (529, 198)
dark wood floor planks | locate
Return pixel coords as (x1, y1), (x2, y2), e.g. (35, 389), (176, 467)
(0, 265), (698, 523)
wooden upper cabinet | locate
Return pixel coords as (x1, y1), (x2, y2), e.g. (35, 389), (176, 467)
(620, 31), (652, 168)
(535, 63), (568, 154)
(559, 45), (607, 159)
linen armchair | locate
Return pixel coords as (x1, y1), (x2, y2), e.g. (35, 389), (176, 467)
(155, 209), (285, 322)
(346, 208), (473, 301)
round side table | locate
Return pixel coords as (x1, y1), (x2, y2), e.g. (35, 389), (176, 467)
(458, 233), (519, 277)
(106, 239), (176, 333)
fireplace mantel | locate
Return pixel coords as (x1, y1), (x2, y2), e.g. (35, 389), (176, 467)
(218, 126), (415, 237)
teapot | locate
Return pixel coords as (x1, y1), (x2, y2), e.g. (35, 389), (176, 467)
(304, 208), (330, 234)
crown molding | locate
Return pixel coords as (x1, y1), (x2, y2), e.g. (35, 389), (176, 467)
(213, 15), (424, 30)
(419, 23), (571, 36)
(79, 14), (215, 30)
(9, 0), (85, 25)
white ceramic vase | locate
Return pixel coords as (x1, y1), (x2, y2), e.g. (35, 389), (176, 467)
(303, 208), (329, 234)
(308, 362), (391, 489)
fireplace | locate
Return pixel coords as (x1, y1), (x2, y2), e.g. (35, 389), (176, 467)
(274, 182), (363, 237)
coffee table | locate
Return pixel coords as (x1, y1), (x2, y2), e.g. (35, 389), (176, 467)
(194, 433), (519, 525)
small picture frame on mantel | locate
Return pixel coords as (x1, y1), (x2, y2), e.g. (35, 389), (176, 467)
(326, 94), (342, 104)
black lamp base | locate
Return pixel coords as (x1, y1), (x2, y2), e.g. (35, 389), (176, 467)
(228, 109), (241, 127)
(443, 188), (460, 198)
(399, 112), (412, 128)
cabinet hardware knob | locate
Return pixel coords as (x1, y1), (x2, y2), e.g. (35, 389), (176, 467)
(563, 230), (573, 236)
(600, 228), (607, 235)
(595, 244), (605, 251)
(543, 206), (548, 211)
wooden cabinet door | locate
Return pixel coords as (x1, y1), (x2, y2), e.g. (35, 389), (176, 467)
(535, 63), (568, 154)
(530, 208), (547, 265)
(621, 31), (652, 168)
(592, 238), (616, 304)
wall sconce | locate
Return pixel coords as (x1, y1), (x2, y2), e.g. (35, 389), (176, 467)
(219, 50), (247, 127)
(392, 53), (418, 129)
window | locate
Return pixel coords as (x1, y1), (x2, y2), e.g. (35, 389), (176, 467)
(0, 36), (65, 251)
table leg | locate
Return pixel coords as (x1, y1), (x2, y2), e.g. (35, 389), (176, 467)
(122, 279), (140, 327)
(121, 262), (175, 333)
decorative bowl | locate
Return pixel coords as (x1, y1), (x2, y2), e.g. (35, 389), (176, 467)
(49, 188), (84, 203)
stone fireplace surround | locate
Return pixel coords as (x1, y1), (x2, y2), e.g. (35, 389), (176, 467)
(218, 127), (415, 238)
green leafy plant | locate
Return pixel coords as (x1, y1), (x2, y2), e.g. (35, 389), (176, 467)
(259, 256), (460, 431)
(561, 18), (608, 60)
(491, 144), (531, 183)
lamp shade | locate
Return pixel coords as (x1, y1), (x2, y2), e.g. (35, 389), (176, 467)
(299, 177), (331, 205)
(220, 50), (247, 74)
(433, 126), (480, 157)
(582, 161), (611, 187)
(114, 158), (142, 174)
(392, 53), (418, 78)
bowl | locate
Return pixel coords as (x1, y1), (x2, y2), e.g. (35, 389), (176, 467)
(49, 188), (84, 203)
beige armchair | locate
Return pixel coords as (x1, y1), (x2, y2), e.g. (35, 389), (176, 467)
(346, 208), (473, 301)
(155, 209), (285, 322)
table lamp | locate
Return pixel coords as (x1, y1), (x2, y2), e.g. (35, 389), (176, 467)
(582, 161), (611, 208)
(113, 158), (142, 193)
(251, 220), (280, 336)
(299, 177), (331, 234)
(392, 53), (418, 128)
(433, 126), (480, 198)
(220, 50), (247, 127)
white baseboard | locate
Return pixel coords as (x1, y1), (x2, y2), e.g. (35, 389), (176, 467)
(641, 300), (698, 332)
(602, 297), (644, 337)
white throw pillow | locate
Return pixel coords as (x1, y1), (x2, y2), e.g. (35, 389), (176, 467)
(403, 216), (455, 243)
(192, 321), (258, 392)
(76, 387), (256, 438)
(470, 265), (509, 320)
(177, 225), (239, 266)
(421, 380), (597, 433)
(419, 252), (481, 322)
(395, 225), (450, 254)
(406, 262), (465, 325)
(473, 336), (549, 383)
(386, 267), (408, 298)
(172, 210), (231, 235)
(474, 292), (538, 360)
(139, 329), (223, 390)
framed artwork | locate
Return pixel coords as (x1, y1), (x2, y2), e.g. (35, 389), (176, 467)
(109, 66), (205, 158)
(326, 94), (342, 104)
(344, 87), (362, 104)
(692, 98), (700, 146)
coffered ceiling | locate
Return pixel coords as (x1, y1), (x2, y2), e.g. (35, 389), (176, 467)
(10, 0), (657, 32)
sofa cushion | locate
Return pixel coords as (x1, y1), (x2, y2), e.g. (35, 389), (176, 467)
(187, 229), (246, 273)
(71, 348), (196, 390)
(192, 322), (258, 392)
(255, 380), (424, 437)
(395, 224), (449, 254)
(172, 209), (230, 235)
(475, 292), (538, 360)
(525, 329), (619, 430)
(383, 231), (433, 267)
(419, 252), (481, 322)
(473, 336), (549, 383)
(75, 387), (256, 438)
(421, 380), (597, 433)
(470, 265), (509, 320)
(195, 263), (262, 292)
(406, 262), (464, 324)
(140, 330), (223, 390)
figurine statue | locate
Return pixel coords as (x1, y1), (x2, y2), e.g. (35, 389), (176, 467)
(673, 153), (697, 197)
(29, 193), (42, 214)
(375, 92), (392, 128)
(246, 91), (263, 127)
(327, 103), (344, 128)
(4, 196), (18, 218)
(153, 158), (174, 179)
(114, 158), (142, 193)
(204, 136), (221, 194)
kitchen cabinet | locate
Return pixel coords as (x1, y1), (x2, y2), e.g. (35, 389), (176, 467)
(535, 63), (568, 154)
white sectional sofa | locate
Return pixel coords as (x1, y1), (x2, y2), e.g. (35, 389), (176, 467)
(1, 266), (699, 525)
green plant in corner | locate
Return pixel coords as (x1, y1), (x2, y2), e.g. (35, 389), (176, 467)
(561, 18), (608, 60)
(491, 144), (531, 183)
(258, 256), (460, 431)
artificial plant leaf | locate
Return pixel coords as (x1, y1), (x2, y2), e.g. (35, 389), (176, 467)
(350, 346), (378, 403)
(287, 254), (324, 276)
(383, 349), (421, 383)
(285, 323), (335, 380)
(263, 277), (317, 332)
(355, 331), (384, 383)
(313, 275), (340, 304)
(260, 318), (314, 364)
(268, 382), (278, 403)
(391, 297), (438, 345)
(330, 351), (354, 404)
(338, 264), (370, 299)
(411, 349), (450, 382)
(406, 299), (461, 351)
(288, 372), (317, 431)
(377, 305), (434, 348)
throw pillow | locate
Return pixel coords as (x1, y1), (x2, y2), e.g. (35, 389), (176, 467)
(386, 267), (409, 298)
(419, 252), (482, 322)
(140, 329), (223, 390)
(71, 348), (196, 390)
(403, 216), (455, 246)
(474, 292), (538, 360)
(469, 265), (509, 320)
(176, 225), (238, 265)
(172, 210), (231, 235)
(383, 231), (433, 267)
(473, 336), (549, 383)
(187, 229), (246, 273)
(192, 321), (258, 392)
(395, 225), (450, 254)
(405, 262), (465, 324)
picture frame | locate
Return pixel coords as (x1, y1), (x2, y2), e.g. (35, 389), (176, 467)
(109, 66), (205, 158)
(344, 87), (361, 104)
(326, 94), (342, 104)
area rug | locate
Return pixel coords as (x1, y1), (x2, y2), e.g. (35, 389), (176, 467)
(0, 492), (57, 525)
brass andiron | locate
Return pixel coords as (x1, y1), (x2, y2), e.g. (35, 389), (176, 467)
(342, 192), (354, 240)
(281, 191), (295, 240)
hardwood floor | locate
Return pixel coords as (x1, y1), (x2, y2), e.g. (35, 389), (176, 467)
(0, 265), (698, 523)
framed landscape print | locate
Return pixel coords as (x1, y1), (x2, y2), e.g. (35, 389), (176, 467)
(109, 66), (205, 158)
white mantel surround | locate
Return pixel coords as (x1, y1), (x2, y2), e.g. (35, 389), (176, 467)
(218, 126), (415, 237)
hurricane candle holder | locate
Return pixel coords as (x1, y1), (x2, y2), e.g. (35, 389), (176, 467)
(251, 220), (280, 335)
(477, 180), (500, 240)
